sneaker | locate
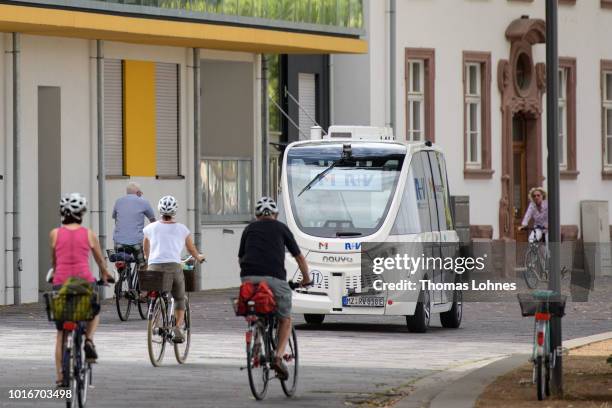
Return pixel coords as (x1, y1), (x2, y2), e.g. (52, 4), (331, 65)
(56, 379), (69, 389)
(173, 327), (185, 344)
(272, 356), (289, 381)
(84, 339), (98, 362)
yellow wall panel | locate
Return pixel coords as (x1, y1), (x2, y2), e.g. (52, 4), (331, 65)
(123, 60), (156, 177)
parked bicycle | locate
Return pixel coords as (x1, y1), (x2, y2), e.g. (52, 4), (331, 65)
(44, 280), (111, 408)
(518, 290), (567, 401)
(234, 281), (311, 400)
(143, 256), (196, 367)
(522, 226), (568, 289)
(107, 248), (147, 321)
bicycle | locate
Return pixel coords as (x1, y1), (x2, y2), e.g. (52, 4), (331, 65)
(518, 290), (567, 401)
(235, 281), (310, 401)
(107, 248), (147, 321)
(521, 226), (569, 289)
(142, 256), (195, 367)
(44, 279), (110, 408)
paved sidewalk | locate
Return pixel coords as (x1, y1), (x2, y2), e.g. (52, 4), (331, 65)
(423, 331), (612, 408)
(0, 278), (610, 407)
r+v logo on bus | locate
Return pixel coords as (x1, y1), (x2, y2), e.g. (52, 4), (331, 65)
(345, 242), (361, 250)
(319, 242), (362, 250)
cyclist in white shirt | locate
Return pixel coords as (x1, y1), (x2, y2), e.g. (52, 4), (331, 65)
(143, 196), (205, 343)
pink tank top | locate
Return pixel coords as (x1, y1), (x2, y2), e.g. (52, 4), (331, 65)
(52, 227), (95, 285)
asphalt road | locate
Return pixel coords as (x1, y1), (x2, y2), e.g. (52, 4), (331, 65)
(0, 277), (610, 408)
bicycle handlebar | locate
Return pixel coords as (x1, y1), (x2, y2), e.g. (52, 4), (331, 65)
(288, 280), (314, 290)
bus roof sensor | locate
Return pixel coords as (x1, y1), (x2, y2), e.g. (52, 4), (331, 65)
(325, 126), (395, 141)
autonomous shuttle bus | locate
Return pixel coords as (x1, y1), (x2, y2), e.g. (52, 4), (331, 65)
(280, 126), (462, 332)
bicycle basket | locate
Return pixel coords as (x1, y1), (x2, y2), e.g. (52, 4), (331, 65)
(44, 291), (97, 322)
(139, 270), (174, 292)
(183, 268), (198, 292)
(517, 293), (567, 317)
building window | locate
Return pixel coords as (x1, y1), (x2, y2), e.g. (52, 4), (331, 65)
(201, 158), (253, 222)
(103, 59), (181, 178)
(558, 67), (568, 169)
(603, 61), (612, 177)
(405, 48), (435, 142)
(407, 59), (425, 142)
(559, 58), (577, 179)
(104, 59), (124, 177)
(155, 62), (180, 177)
(463, 52), (493, 178)
(465, 62), (481, 167)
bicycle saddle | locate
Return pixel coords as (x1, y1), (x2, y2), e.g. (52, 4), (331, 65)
(109, 252), (135, 263)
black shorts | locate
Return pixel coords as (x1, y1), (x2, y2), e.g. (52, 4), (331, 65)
(114, 243), (146, 266)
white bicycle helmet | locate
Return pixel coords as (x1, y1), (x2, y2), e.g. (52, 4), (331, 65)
(255, 196), (278, 217)
(59, 193), (87, 219)
(158, 195), (178, 216)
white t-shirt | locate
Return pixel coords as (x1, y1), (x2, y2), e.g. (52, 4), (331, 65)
(143, 221), (191, 264)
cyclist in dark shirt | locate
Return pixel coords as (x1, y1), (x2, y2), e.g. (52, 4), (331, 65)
(238, 196), (310, 380)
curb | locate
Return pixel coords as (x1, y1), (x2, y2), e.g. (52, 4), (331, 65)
(397, 331), (612, 408)
(428, 354), (527, 408)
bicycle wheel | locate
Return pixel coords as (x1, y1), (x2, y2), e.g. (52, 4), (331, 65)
(174, 296), (191, 364)
(147, 297), (167, 367)
(524, 249), (542, 289)
(136, 275), (148, 320)
(115, 271), (131, 321)
(77, 338), (89, 408)
(67, 339), (78, 408)
(536, 356), (546, 400)
(281, 327), (299, 397)
(545, 357), (551, 397)
(77, 364), (90, 408)
(247, 321), (269, 400)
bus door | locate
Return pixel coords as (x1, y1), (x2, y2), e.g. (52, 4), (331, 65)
(419, 152), (444, 305)
(426, 151), (456, 305)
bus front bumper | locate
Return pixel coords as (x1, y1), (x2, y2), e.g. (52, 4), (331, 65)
(292, 292), (334, 314)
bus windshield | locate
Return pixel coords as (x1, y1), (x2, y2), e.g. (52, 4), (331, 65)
(286, 142), (406, 238)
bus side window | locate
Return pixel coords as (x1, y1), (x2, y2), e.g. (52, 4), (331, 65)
(427, 151), (449, 232)
(428, 152), (453, 231)
(392, 152), (431, 234)
(421, 152), (439, 232)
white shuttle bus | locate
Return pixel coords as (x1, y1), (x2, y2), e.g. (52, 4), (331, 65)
(279, 126), (462, 332)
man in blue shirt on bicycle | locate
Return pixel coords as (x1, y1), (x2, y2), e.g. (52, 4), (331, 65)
(238, 197), (311, 380)
(112, 182), (156, 268)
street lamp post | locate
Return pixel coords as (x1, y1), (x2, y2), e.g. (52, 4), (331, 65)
(545, 0), (563, 396)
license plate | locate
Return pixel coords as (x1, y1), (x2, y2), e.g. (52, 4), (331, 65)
(342, 296), (385, 307)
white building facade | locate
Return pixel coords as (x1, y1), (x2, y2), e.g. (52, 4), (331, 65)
(0, 2), (366, 305)
(333, 0), (612, 241)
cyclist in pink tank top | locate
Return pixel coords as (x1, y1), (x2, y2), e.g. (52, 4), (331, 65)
(49, 193), (113, 386)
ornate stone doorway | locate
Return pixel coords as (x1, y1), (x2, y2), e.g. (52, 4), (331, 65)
(498, 17), (546, 240)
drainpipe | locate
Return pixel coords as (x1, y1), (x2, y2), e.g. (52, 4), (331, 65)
(389, 0), (396, 134)
(11, 33), (21, 305)
(261, 55), (269, 196)
(329, 55), (334, 125)
(96, 40), (107, 265)
(192, 48), (202, 289)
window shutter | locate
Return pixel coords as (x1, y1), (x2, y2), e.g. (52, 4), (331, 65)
(298, 73), (316, 140)
(156, 62), (179, 176)
(104, 59), (124, 176)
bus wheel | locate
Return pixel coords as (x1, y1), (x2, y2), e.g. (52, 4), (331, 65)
(440, 288), (462, 329)
(406, 288), (430, 333)
(304, 314), (325, 325)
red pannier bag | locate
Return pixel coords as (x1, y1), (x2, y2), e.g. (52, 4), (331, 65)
(236, 280), (277, 315)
